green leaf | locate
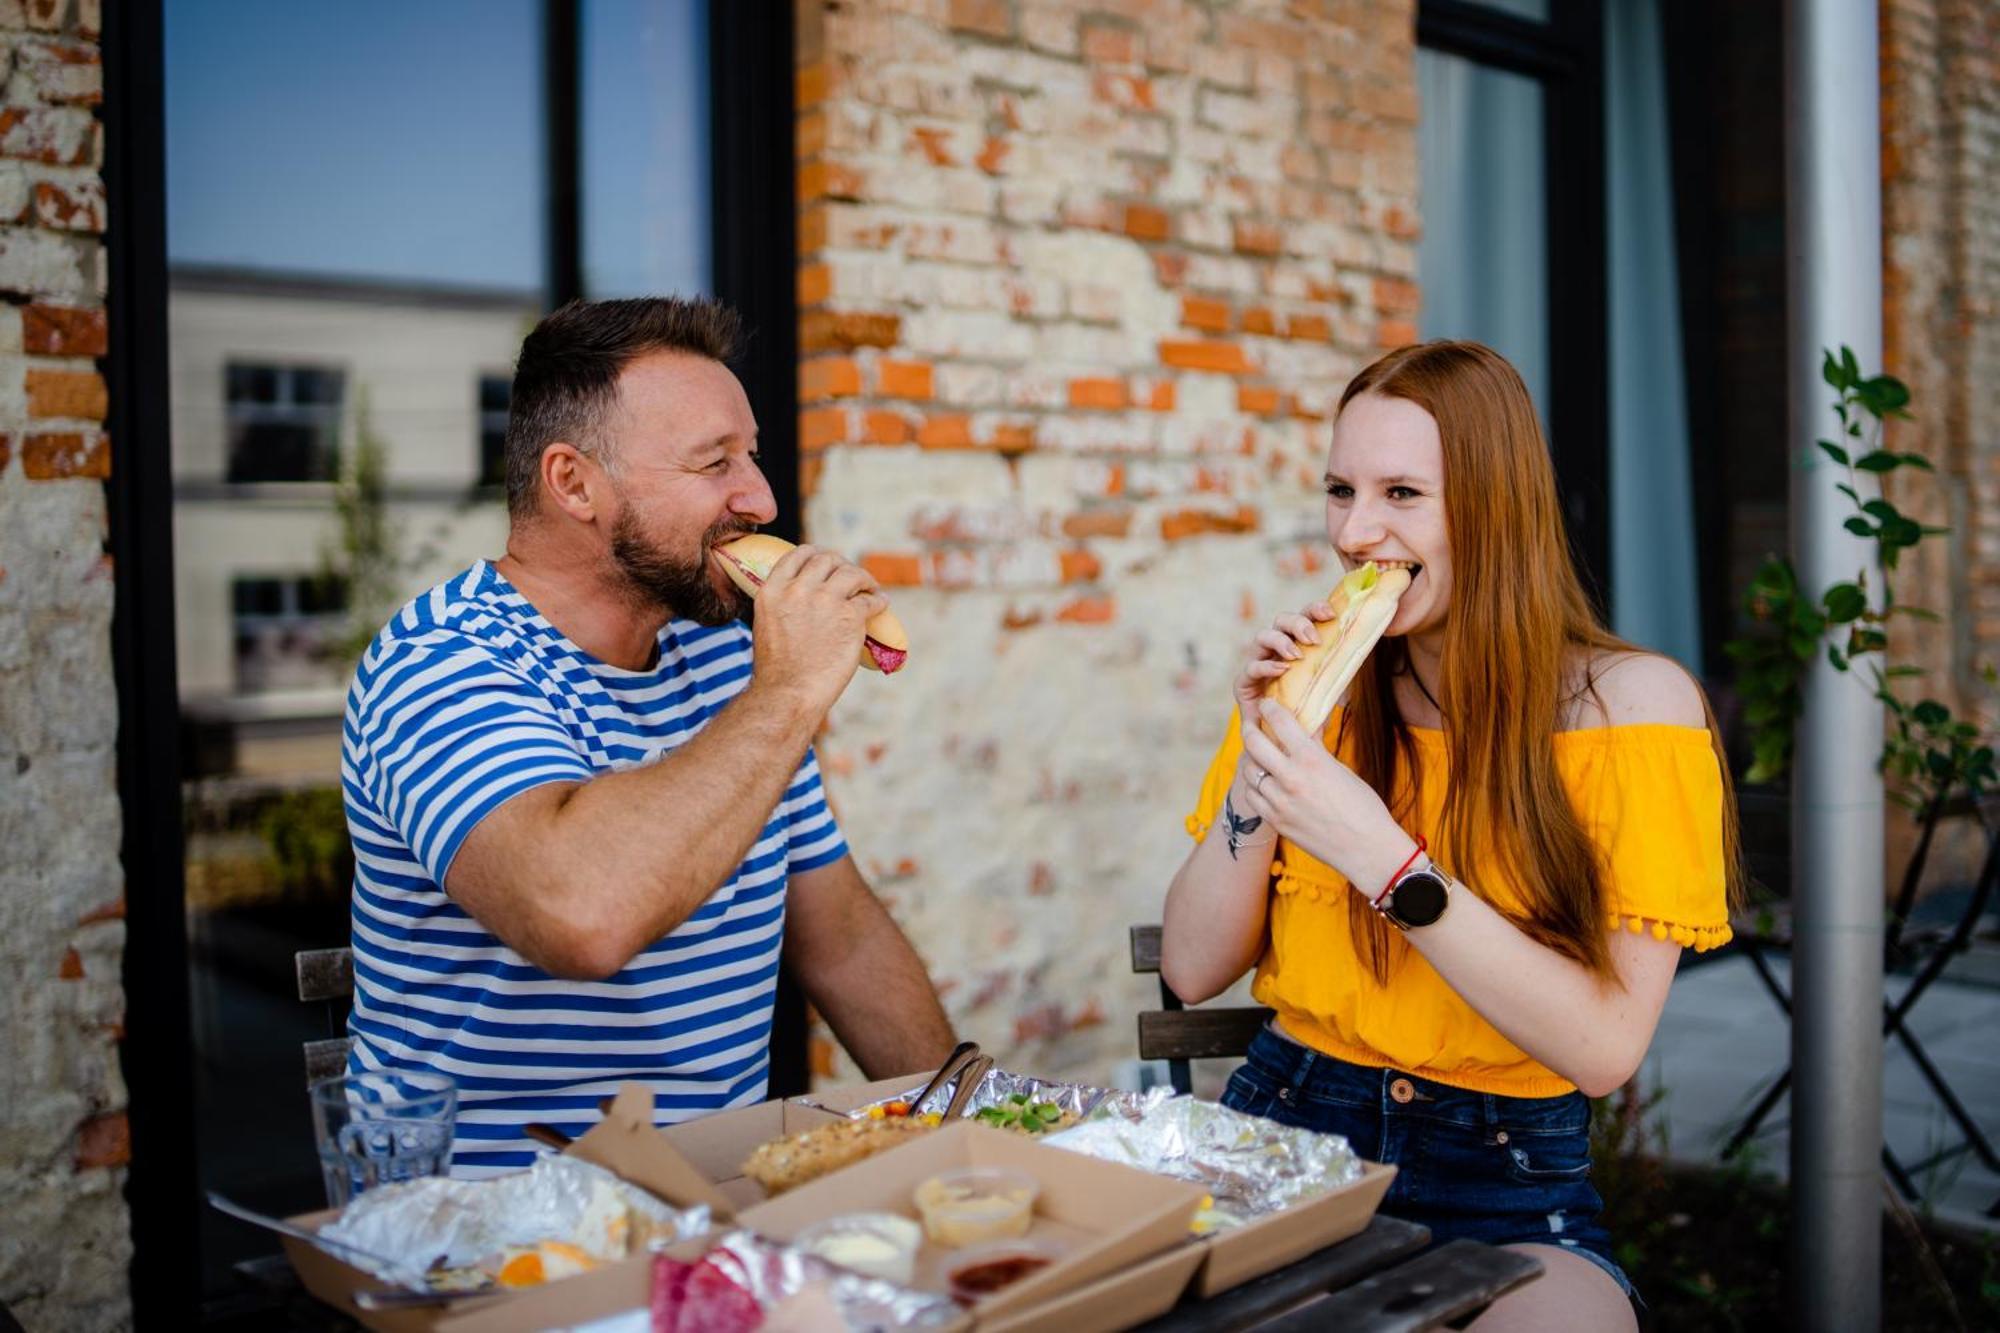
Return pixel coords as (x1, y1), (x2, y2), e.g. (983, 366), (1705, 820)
(1828, 645), (1848, 671)
(1822, 349), (1845, 389)
(1818, 440), (1851, 467)
(1862, 499), (1901, 521)
(1896, 452), (1934, 471)
(1913, 700), (1949, 726)
(1835, 483), (1859, 503)
(1844, 517), (1876, 538)
(1822, 583), (1867, 622)
(1885, 605), (1940, 622)
(1841, 345), (1861, 384)
(1855, 451), (1900, 473)
(1866, 375), (1910, 411)
(1883, 666), (1924, 679)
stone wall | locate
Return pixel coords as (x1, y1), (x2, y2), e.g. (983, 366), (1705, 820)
(793, 0), (1418, 1083)
(0, 0), (130, 1328)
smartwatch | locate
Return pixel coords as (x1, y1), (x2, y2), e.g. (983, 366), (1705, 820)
(1378, 860), (1453, 930)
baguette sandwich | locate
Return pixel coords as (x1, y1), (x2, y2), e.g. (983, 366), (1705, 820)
(1263, 561), (1412, 738)
(713, 533), (910, 675)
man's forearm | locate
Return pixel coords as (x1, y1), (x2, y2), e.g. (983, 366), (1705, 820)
(450, 677), (825, 977)
(801, 911), (956, 1081)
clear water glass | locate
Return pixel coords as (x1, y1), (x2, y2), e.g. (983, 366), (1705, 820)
(310, 1069), (457, 1207)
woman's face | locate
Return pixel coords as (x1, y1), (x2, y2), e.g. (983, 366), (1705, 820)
(1323, 391), (1451, 642)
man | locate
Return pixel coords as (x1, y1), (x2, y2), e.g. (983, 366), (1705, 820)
(340, 296), (956, 1173)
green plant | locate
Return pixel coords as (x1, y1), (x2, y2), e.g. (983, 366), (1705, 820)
(258, 786), (353, 902)
(319, 388), (405, 668)
(1725, 348), (1995, 810)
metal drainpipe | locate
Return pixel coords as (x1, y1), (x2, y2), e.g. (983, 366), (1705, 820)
(1785, 1), (1886, 1327)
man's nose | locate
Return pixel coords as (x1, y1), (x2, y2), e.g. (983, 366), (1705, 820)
(733, 465), (778, 526)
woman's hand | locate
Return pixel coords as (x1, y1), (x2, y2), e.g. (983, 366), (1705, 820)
(1237, 698), (1417, 894)
(1232, 600), (1339, 719)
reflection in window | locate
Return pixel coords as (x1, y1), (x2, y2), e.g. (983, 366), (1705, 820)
(225, 361), (345, 483)
(231, 573), (351, 694)
(478, 374), (512, 488)
(583, 0), (711, 298)
(1416, 48), (1550, 425)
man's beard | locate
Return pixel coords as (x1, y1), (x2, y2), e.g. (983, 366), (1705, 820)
(609, 508), (751, 627)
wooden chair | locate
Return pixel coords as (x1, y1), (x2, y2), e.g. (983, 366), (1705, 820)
(1130, 925), (1272, 1095)
(295, 946), (353, 1085)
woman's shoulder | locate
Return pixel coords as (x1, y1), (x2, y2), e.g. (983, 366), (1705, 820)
(1561, 648), (1707, 731)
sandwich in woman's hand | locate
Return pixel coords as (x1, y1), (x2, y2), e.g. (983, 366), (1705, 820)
(712, 534), (910, 674)
(1264, 561), (1412, 737)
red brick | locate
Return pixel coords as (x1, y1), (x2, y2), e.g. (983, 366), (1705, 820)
(798, 161), (863, 203)
(1153, 252), (1189, 287)
(0, 107), (93, 165)
(799, 454), (824, 497)
(1161, 506), (1260, 541)
(989, 421), (1037, 452)
(877, 360), (935, 400)
(1373, 276), (1420, 315)
(910, 126), (958, 168)
(799, 357), (862, 402)
(21, 431), (107, 478)
(1123, 203), (1171, 242)
(33, 180), (104, 233)
(1082, 23), (1140, 66)
(1068, 377), (1128, 410)
(976, 136), (1011, 174)
(1354, 78), (1419, 124)
(1059, 549), (1103, 583)
(1093, 73), (1155, 110)
(800, 310), (901, 352)
(861, 410), (913, 445)
(861, 552), (925, 586)
(1286, 313), (1333, 342)
(1233, 220), (1284, 257)
(797, 61), (834, 110)
(917, 414), (973, 448)
(949, 0), (1012, 39)
(58, 947), (83, 980)
(1181, 295), (1231, 332)
(1062, 509), (1134, 539)
(1239, 385), (1284, 415)
(799, 407), (847, 451)
(1158, 340), (1253, 374)
(1001, 605), (1044, 631)
(1376, 318), (1419, 349)
(1241, 307), (1278, 337)
(75, 1113), (130, 1171)
(1146, 381), (1176, 411)
(797, 263), (832, 306)
(1383, 204), (1422, 241)
(1056, 595), (1117, 624)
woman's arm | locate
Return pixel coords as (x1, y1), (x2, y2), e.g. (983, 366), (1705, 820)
(1162, 600), (1339, 1003)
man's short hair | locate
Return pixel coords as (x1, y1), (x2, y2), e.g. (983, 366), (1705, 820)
(504, 296), (745, 518)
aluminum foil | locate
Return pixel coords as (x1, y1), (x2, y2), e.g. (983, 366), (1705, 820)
(316, 1155), (710, 1290)
(1042, 1088), (1363, 1224)
(690, 1229), (963, 1330)
(810, 1066), (1144, 1124)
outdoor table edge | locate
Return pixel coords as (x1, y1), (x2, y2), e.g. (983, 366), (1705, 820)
(1253, 1238), (1545, 1333)
(1132, 1214), (1432, 1332)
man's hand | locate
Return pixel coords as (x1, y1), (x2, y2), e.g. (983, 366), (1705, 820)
(743, 544), (888, 720)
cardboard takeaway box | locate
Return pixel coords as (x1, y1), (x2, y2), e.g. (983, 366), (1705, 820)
(281, 1084), (725, 1333)
(802, 1075), (1399, 1299)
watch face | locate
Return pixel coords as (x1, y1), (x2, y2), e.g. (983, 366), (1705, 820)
(1390, 870), (1450, 927)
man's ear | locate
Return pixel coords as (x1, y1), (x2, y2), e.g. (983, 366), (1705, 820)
(539, 443), (601, 522)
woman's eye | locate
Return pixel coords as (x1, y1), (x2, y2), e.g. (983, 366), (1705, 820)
(1388, 486), (1418, 500)
(1325, 482), (1353, 500)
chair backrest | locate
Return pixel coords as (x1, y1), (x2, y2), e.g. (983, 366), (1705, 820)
(296, 946), (354, 1085)
(1129, 925), (1272, 1095)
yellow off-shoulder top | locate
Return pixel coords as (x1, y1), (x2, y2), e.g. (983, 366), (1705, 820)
(1183, 706), (1732, 1098)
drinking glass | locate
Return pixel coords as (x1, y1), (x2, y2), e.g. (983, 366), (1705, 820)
(309, 1069), (457, 1207)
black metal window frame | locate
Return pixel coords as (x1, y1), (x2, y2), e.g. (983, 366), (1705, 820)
(223, 359), (347, 484)
(1417, 0), (1611, 609)
(105, 0), (800, 1319)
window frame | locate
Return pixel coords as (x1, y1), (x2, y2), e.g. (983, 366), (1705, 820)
(223, 358), (347, 485)
(1417, 0), (1610, 610)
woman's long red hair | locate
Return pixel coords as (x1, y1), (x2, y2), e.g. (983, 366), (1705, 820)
(1335, 342), (1744, 982)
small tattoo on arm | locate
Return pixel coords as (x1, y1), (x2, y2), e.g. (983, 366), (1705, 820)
(1224, 791), (1264, 861)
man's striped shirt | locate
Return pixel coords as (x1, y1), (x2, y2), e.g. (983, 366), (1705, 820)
(340, 561), (846, 1174)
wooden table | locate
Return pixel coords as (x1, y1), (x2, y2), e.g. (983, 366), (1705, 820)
(220, 1216), (1540, 1332)
(1139, 1217), (1541, 1332)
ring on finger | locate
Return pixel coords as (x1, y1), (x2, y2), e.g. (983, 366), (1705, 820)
(1254, 768), (1270, 796)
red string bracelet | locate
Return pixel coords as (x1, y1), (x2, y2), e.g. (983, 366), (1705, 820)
(1372, 835), (1427, 908)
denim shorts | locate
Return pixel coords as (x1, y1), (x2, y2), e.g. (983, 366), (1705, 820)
(1223, 1027), (1639, 1306)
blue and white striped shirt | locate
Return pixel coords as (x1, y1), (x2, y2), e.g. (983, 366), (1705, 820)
(340, 562), (847, 1174)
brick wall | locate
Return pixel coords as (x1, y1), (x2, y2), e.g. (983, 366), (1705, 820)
(1882, 0), (2000, 733)
(793, 0), (1418, 1083)
(0, 0), (131, 1327)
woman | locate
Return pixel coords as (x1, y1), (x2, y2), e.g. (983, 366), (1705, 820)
(1161, 341), (1740, 1329)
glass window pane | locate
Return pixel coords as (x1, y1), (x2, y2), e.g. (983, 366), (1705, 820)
(1463, 0), (1551, 21)
(582, 0), (711, 298)
(1417, 47), (1550, 426)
